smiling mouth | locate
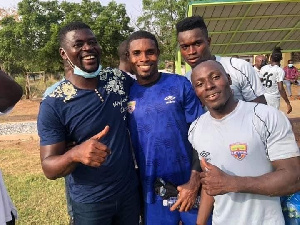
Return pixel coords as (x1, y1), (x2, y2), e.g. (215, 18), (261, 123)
(138, 65), (151, 70)
(206, 92), (220, 100)
(82, 55), (96, 60)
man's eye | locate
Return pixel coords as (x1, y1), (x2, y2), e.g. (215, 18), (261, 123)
(147, 50), (155, 55)
(88, 40), (98, 46)
(195, 81), (203, 87)
(74, 43), (83, 48)
(133, 51), (140, 56)
(212, 75), (220, 80)
(195, 41), (202, 47)
(180, 45), (188, 51)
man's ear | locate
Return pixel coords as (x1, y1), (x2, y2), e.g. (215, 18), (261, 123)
(207, 37), (212, 47)
(226, 73), (232, 85)
(59, 47), (67, 60)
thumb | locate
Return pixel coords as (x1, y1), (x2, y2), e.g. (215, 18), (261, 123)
(200, 157), (212, 171)
(91, 125), (109, 140)
(177, 185), (183, 192)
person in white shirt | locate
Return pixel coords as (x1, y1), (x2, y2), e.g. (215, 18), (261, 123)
(259, 47), (292, 113)
(188, 60), (300, 225)
(0, 70), (22, 225)
(253, 55), (267, 75)
(176, 16), (266, 105)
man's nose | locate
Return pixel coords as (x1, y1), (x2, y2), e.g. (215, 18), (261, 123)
(82, 43), (93, 50)
(205, 79), (215, 90)
(139, 52), (149, 61)
(188, 45), (197, 55)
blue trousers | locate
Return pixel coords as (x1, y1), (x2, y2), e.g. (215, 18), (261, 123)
(71, 191), (140, 225)
(144, 199), (212, 225)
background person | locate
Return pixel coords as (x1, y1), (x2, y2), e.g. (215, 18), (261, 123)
(189, 60), (300, 225)
(176, 16), (266, 105)
(118, 39), (136, 79)
(0, 70), (22, 225)
(283, 59), (299, 97)
(127, 30), (205, 225)
(260, 47), (292, 113)
(37, 22), (140, 224)
(253, 55), (267, 74)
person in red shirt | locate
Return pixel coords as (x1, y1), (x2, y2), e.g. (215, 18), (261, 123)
(283, 60), (299, 97)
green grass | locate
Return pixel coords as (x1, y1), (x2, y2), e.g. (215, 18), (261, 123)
(0, 140), (69, 224)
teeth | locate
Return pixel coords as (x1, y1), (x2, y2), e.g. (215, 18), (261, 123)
(139, 65), (150, 69)
(208, 93), (217, 98)
(83, 55), (95, 60)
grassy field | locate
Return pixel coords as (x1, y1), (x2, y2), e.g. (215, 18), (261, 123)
(0, 139), (69, 224)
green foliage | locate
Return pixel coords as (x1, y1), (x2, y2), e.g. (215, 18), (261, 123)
(14, 76), (26, 92)
(0, 0), (133, 75)
(137, 0), (188, 66)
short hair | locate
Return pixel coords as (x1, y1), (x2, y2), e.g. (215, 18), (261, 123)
(176, 16), (209, 39)
(59, 21), (91, 47)
(271, 47), (282, 62)
(118, 40), (128, 62)
(127, 30), (159, 50)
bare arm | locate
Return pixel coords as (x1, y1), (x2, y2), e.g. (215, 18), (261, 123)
(278, 81), (292, 114)
(250, 95), (267, 105)
(196, 188), (214, 225)
(0, 71), (23, 112)
(200, 157), (300, 196)
(40, 126), (111, 180)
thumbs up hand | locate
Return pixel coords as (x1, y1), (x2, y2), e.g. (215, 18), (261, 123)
(72, 126), (112, 167)
(200, 158), (233, 196)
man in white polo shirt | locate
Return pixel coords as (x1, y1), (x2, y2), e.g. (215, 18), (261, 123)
(189, 60), (300, 225)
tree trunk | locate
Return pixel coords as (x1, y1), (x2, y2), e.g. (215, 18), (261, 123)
(25, 73), (30, 99)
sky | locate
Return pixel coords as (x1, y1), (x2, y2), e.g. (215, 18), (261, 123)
(0, 0), (142, 24)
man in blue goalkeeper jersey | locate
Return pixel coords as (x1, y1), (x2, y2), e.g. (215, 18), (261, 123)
(127, 30), (206, 225)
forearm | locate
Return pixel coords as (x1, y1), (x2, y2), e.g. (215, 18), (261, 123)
(197, 188), (214, 225)
(41, 147), (78, 180)
(278, 83), (291, 105)
(189, 170), (201, 191)
(228, 158), (300, 196)
(250, 95), (267, 105)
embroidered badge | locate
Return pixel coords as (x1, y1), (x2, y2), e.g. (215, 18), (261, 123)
(230, 143), (248, 160)
(127, 101), (136, 114)
(49, 81), (77, 103)
(164, 96), (175, 104)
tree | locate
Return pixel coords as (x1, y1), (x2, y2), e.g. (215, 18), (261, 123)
(0, 0), (133, 98)
(137, 0), (188, 71)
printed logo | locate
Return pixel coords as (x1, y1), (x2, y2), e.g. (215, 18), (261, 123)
(199, 151), (211, 163)
(164, 96), (175, 104)
(127, 101), (136, 114)
(230, 143), (248, 160)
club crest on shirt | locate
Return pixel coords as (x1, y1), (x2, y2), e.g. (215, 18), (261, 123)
(127, 101), (136, 114)
(164, 96), (175, 104)
(229, 143), (248, 160)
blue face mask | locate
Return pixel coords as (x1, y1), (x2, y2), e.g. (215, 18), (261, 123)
(73, 64), (102, 78)
(64, 50), (102, 78)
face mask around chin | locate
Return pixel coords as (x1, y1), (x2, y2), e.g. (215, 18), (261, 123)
(288, 64), (293, 68)
(73, 64), (102, 78)
(63, 49), (102, 78)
